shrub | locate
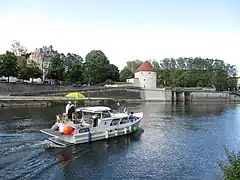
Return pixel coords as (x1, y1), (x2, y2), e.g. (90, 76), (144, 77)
(218, 146), (240, 180)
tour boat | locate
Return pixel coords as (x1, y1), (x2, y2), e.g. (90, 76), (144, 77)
(40, 106), (143, 147)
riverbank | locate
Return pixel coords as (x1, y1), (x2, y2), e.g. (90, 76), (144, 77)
(0, 96), (144, 108)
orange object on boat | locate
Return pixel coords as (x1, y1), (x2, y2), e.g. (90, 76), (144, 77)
(63, 125), (74, 135)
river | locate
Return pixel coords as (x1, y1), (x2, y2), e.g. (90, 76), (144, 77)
(1, 102), (240, 180)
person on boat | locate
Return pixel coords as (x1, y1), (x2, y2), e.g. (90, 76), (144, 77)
(67, 104), (76, 120)
(65, 101), (72, 114)
(129, 111), (135, 121)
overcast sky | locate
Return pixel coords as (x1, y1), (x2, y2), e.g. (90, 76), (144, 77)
(0, 0), (239, 72)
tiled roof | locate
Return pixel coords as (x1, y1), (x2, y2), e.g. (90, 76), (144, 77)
(136, 61), (154, 72)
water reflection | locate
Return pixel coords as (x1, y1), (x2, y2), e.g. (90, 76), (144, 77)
(0, 102), (240, 180)
(44, 135), (141, 179)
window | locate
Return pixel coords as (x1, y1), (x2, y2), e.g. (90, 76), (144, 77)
(102, 111), (111, 118)
(104, 122), (107, 125)
(110, 119), (120, 126)
(79, 128), (90, 133)
(144, 79), (146, 81)
(149, 72), (151, 74)
(83, 112), (94, 119)
(120, 117), (129, 124)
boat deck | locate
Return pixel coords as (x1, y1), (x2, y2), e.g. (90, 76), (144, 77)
(40, 129), (74, 147)
(40, 129), (65, 137)
(48, 137), (73, 147)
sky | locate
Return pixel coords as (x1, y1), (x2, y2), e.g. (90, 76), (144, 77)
(0, 0), (239, 72)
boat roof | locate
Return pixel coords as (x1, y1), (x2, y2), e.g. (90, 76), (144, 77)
(75, 106), (111, 113)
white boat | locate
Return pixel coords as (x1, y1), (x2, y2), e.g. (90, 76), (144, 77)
(40, 106), (143, 147)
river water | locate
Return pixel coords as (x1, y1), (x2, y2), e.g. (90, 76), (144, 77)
(1, 102), (240, 180)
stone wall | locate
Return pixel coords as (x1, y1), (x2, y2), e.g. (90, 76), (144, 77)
(190, 91), (230, 101)
(143, 88), (172, 101)
(80, 88), (141, 99)
(0, 82), (76, 95)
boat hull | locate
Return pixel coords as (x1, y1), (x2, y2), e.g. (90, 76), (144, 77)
(40, 119), (142, 147)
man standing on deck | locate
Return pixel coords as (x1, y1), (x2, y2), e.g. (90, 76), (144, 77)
(65, 101), (71, 114)
(67, 104), (76, 120)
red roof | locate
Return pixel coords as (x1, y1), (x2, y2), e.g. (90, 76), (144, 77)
(136, 61), (154, 72)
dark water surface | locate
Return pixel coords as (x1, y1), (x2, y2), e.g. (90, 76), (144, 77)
(1, 102), (240, 180)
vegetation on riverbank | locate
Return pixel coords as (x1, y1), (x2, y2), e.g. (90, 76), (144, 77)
(218, 146), (240, 180)
(120, 59), (238, 92)
(0, 41), (237, 92)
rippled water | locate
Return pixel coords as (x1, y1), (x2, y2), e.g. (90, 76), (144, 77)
(1, 102), (240, 180)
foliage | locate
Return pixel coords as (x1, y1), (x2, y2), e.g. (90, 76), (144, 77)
(157, 57), (237, 91)
(85, 50), (119, 84)
(0, 51), (18, 82)
(10, 40), (27, 56)
(47, 53), (65, 81)
(64, 53), (84, 83)
(119, 60), (143, 81)
(18, 60), (42, 81)
(121, 58), (237, 91)
(218, 146), (240, 180)
(120, 67), (134, 82)
(0, 40), (238, 89)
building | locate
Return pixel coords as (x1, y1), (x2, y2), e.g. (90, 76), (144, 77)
(127, 61), (157, 89)
(28, 45), (57, 82)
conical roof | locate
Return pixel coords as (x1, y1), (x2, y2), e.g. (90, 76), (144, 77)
(136, 61), (154, 72)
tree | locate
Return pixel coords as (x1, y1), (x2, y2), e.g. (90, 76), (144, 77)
(0, 51), (18, 82)
(119, 60), (143, 82)
(154, 57), (237, 90)
(119, 67), (134, 82)
(106, 64), (120, 82)
(65, 53), (84, 83)
(18, 60), (42, 82)
(47, 53), (65, 81)
(28, 60), (42, 82)
(126, 60), (143, 73)
(85, 50), (110, 84)
(10, 40), (27, 56)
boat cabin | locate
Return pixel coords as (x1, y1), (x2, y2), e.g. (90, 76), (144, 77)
(75, 106), (131, 128)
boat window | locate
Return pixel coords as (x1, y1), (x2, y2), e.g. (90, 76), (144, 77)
(79, 128), (90, 133)
(102, 111), (111, 118)
(83, 112), (94, 119)
(110, 119), (120, 126)
(120, 117), (129, 124)
(76, 111), (82, 119)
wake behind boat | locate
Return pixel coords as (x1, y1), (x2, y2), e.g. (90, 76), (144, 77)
(40, 106), (143, 147)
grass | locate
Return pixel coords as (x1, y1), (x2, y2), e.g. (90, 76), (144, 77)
(105, 81), (131, 85)
(218, 146), (240, 180)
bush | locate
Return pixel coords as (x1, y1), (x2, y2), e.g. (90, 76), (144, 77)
(218, 146), (240, 180)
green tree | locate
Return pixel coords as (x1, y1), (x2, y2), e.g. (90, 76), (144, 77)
(106, 64), (120, 82)
(65, 53), (84, 83)
(119, 60), (143, 82)
(119, 67), (134, 82)
(28, 61), (42, 82)
(18, 60), (42, 82)
(0, 51), (18, 82)
(47, 53), (65, 81)
(10, 40), (27, 56)
(85, 50), (110, 84)
(156, 57), (237, 90)
(126, 60), (143, 73)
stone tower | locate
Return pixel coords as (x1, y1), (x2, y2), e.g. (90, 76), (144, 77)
(134, 61), (156, 89)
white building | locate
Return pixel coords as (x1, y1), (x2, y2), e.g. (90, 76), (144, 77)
(28, 45), (57, 82)
(127, 61), (157, 89)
